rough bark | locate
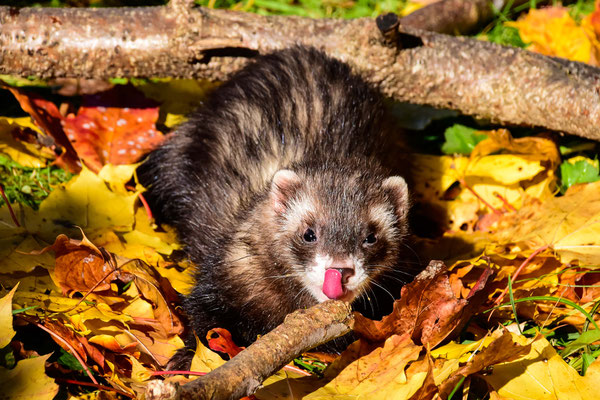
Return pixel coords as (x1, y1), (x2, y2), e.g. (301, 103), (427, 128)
(1, 2), (600, 141)
(145, 300), (354, 400)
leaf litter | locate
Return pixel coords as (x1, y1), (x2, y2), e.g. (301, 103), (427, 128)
(2, 4), (600, 398)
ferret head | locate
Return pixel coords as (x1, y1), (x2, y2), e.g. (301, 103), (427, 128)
(267, 165), (409, 304)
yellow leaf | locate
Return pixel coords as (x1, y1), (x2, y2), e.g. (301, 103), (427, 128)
(0, 284), (18, 348)
(305, 335), (424, 399)
(486, 335), (600, 399)
(137, 79), (215, 116)
(507, 7), (592, 63)
(190, 337), (226, 374)
(97, 163), (138, 194)
(257, 370), (322, 399)
(0, 118), (51, 168)
(431, 335), (495, 362)
(156, 263), (194, 295)
(494, 180), (600, 264)
(164, 113), (187, 128)
(27, 165), (137, 241)
(4, 117), (43, 135)
(466, 155), (544, 185)
(121, 295), (155, 320)
(128, 355), (153, 383)
(0, 232), (55, 274)
(0, 354), (59, 400)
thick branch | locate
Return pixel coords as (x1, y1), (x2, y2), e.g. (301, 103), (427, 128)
(146, 300), (354, 400)
(1, 4), (600, 141)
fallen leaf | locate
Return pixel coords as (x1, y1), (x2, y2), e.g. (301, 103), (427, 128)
(206, 328), (244, 358)
(62, 105), (162, 173)
(485, 335), (600, 399)
(0, 354), (59, 400)
(0, 119), (50, 168)
(507, 6), (593, 64)
(438, 331), (532, 397)
(43, 234), (115, 295)
(305, 334), (424, 399)
(493, 180), (600, 265)
(8, 88), (81, 172)
(190, 337), (226, 374)
(354, 260), (492, 347)
(0, 284), (19, 348)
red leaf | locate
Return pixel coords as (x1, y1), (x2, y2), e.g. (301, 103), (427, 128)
(62, 85), (164, 172)
(206, 328), (244, 358)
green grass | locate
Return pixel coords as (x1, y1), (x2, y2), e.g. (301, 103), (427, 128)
(0, 154), (73, 210)
(195, 0), (406, 19)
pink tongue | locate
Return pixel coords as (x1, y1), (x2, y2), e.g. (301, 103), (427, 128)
(323, 269), (344, 299)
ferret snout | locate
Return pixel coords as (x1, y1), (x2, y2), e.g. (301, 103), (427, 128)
(328, 259), (355, 285)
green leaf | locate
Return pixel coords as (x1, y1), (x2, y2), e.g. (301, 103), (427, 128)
(56, 348), (84, 371)
(441, 124), (488, 155)
(486, 25), (527, 48)
(560, 159), (600, 192)
(560, 330), (600, 358)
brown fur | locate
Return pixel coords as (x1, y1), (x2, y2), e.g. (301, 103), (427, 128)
(137, 47), (414, 368)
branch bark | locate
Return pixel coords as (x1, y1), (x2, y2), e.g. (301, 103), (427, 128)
(146, 300), (354, 400)
(1, 2), (600, 141)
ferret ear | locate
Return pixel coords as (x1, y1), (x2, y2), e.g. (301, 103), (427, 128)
(382, 176), (409, 221)
(271, 169), (302, 214)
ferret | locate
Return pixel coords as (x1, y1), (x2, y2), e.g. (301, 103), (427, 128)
(137, 47), (413, 368)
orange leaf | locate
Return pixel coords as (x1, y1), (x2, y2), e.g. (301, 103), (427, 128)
(354, 260), (493, 347)
(62, 86), (164, 172)
(41, 234), (116, 295)
(206, 328), (244, 358)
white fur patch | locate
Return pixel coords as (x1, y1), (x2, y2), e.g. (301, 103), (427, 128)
(301, 253), (369, 303)
(284, 194), (316, 229)
(369, 204), (396, 230)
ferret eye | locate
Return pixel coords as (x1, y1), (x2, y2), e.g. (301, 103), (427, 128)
(303, 228), (317, 243)
(363, 233), (377, 245)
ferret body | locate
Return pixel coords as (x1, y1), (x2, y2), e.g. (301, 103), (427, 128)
(138, 47), (412, 366)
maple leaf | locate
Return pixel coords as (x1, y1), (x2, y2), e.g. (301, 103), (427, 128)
(34, 233), (114, 295)
(62, 86), (164, 173)
(409, 129), (558, 233)
(493, 180), (600, 266)
(485, 335), (600, 399)
(305, 334), (424, 399)
(0, 354), (59, 400)
(354, 260), (493, 347)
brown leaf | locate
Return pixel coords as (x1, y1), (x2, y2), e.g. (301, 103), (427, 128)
(354, 260), (493, 347)
(43, 319), (106, 371)
(8, 88), (81, 172)
(37, 234), (116, 295)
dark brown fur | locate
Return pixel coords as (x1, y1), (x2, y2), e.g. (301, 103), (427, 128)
(137, 47), (414, 368)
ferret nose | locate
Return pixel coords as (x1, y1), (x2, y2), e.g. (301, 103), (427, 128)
(330, 261), (355, 284)
(336, 268), (355, 284)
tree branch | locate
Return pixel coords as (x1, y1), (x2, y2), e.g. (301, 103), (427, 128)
(1, 3), (599, 141)
(146, 300), (354, 400)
